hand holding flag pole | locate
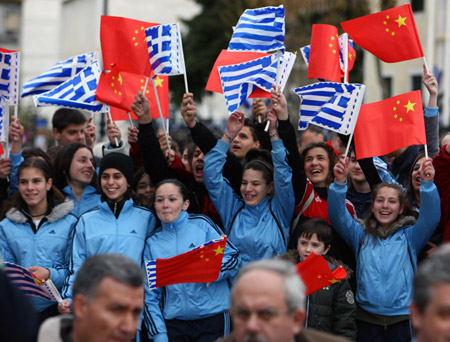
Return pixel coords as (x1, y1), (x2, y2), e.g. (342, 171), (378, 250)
(265, 50), (283, 132)
(106, 109), (119, 146)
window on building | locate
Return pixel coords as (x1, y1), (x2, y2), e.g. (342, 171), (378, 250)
(411, 0), (424, 12)
(382, 76), (392, 98)
(412, 75), (422, 91)
(0, 2), (21, 45)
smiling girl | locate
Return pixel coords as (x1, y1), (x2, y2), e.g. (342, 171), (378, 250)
(328, 155), (441, 342)
(203, 109), (294, 266)
(61, 153), (156, 312)
(143, 179), (240, 342)
(0, 158), (76, 322)
(54, 143), (100, 217)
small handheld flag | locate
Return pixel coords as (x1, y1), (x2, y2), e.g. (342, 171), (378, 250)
(354, 90), (426, 159)
(219, 52), (295, 114)
(341, 4), (423, 63)
(296, 253), (347, 296)
(228, 5), (285, 53)
(145, 236), (227, 289)
(21, 52), (96, 97)
(4, 262), (63, 303)
(0, 47), (20, 105)
(294, 81), (366, 135)
(145, 23), (185, 77)
(34, 60), (108, 113)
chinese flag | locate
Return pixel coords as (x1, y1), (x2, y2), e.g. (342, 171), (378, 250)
(307, 24), (341, 82)
(354, 90), (426, 159)
(152, 237), (227, 288)
(101, 16), (158, 76)
(96, 64), (169, 119)
(296, 253), (347, 296)
(341, 4), (424, 63)
(205, 49), (271, 98)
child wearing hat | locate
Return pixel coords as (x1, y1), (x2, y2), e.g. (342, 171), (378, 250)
(60, 153), (156, 311)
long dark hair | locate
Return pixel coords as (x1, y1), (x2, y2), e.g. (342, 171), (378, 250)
(405, 153), (425, 217)
(363, 182), (409, 239)
(301, 142), (338, 187)
(53, 143), (98, 192)
(2, 158), (66, 219)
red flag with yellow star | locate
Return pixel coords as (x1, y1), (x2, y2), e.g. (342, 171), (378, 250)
(96, 64), (169, 119)
(296, 253), (347, 296)
(307, 24), (342, 82)
(101, 16), (158, 76)
(145, 236), (227, 289)
(354, 90), (426, 159)
(341, 4), (424, 63)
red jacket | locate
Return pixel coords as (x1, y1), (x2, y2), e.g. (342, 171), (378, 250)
(433, 144), (450, 242)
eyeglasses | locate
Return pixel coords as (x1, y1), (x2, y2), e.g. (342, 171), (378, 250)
(231, 307), (290, 322)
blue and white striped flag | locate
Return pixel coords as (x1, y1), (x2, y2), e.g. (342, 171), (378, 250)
(33, 60), (108, 113)
(0, 95), (8, 142)
(219, 51), (295, 114)
(0, 48), (20, 105)
(228, 5), (285, 52)
(145, 23), (185, 77)
(22, 52), (96, 97)
(294, 82), (366, 135)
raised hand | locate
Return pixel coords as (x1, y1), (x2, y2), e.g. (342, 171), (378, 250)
(131, 91), (151, 124)
(224, 112), (245, 140)
(106, 118), (121, 146)
(181, 93), (197, 128)
(251, 98), (267, 123)
(420, 158), (435, 182)
(84, 117), (96, 149)
(333, 155), (349, 184)
(268, 86), (288, 120)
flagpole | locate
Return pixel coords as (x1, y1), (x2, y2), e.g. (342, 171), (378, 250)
(127, 112), (134, 128)
(265, 50), (283, 132)
(14, 49), (20, 120)
(176, 21), (189, 93)
(342, 33), (349, 84)
(344, 85), (366, 157)
(107, 109), (119, 146)
(152, 78), (171, 153)
(422, 56), (430, 73)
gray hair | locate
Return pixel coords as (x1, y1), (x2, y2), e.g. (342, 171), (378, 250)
(413, 246), (450, 313)
(232, 259), (305, 313)
(73, 254), (144, 300)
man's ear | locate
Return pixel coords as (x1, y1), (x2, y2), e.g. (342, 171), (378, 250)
(53, 128), (61, 141)
(72, 294), (88, 320)
(291, 309), (306, 336)
(409, 301), (423, 332)
(323, 245), (331, 255)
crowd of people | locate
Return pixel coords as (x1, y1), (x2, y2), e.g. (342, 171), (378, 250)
(0, 65), (449, 342)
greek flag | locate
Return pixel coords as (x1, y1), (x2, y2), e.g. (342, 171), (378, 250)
(300, 34), (354, 73)
(34, 60), (108, 113)
(219, 51), (295, 114)
(0, 48), (20, 105)
(0, 95), (8, 142)
(294, 82), (366, 135)
(145, 23), (185, 77)
(22, 52), (96, 97)
(228, 5), (285, 52)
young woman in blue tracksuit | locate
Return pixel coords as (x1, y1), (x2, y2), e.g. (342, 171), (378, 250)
(60, 153), (156, 311)
(0, 158), (77, 323)
(329, 155), (441, 342)
(143, 179), (240, 342)
(53, 143), (100, 218)
(203, 109), (294, 266)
